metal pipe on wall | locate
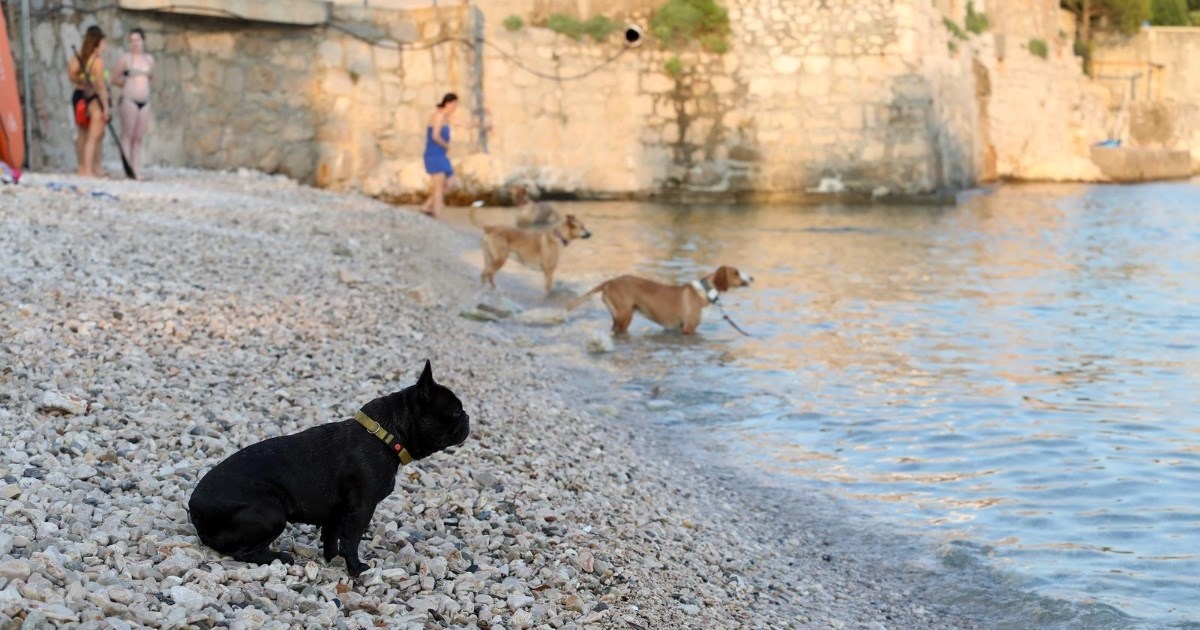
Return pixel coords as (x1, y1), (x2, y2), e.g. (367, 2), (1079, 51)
(471, 4), (487, 153)
(20, 0), (32, 168)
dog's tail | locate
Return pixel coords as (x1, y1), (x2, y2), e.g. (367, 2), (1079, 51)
(468, 203), (490, 230)
(566, 282), (606, 311)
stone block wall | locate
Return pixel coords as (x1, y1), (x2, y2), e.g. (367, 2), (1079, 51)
(975, 31), (1110, 181)
(1094, 28), (1200, 171)
(470, 0), (982, 197)
(729, 0), (946, 194)
(12, 0), (1160, 198)
(16, 0), (475, 186)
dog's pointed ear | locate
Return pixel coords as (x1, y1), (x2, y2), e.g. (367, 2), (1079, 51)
(713, 266), (732, 292)
(418, 360), (434, 397)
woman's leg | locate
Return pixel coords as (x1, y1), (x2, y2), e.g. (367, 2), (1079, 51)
(421, 174), (436, 213)
(82, 101), (106, 177)
(430, 173), (447, 219)
(118, 98), (137, 174)
(130, 102), (152, 179)
(75, 124), (88, 176)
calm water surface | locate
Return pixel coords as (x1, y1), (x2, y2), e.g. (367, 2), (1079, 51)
(448, 181), (1200, 627)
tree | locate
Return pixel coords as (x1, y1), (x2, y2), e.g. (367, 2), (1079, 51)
(1061, 0), (1149, 40)
(1150, 0), (1190, 23)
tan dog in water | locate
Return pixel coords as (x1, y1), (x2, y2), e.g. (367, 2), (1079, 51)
(510, 185), (561, 228)
(568, 266), (753, 334)
(470, 205), (592, 294)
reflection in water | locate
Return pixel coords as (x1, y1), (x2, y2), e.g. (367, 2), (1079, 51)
(446, 181), (1200, 626)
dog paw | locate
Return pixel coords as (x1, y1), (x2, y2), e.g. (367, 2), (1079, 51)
(345, 558), (367, 578)
(274, 552), (295, 565)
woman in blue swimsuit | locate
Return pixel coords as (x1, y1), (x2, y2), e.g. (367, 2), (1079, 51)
(421, 93), (458, 219)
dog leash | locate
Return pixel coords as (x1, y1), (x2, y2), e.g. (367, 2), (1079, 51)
(690, 279), (751, 337)
(715, 302), (752, 337)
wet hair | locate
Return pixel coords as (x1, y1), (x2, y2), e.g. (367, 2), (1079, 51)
(130, 28), (146, 41)
(80, 25), (105, 65)
(438, 93), (458, 108)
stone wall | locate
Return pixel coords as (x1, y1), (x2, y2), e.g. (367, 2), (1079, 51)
(461, 0), (987, 198)
(16, 0), (476, 185)
(1093, 27), (1200, 171)
(11, 0), (1158, 198)
(975, 33), (1111, 181)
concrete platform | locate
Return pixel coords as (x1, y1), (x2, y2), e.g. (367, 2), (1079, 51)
(118, 0), (329, 25)
(1090, 146), (1195, 182)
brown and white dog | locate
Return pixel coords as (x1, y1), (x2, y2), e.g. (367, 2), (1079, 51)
(470, 205), (592, 294)
(510, 185), (561, 228)
(568, 266), (753, 334)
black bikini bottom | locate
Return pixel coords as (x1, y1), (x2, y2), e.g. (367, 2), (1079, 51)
(72, 89), (99, 106)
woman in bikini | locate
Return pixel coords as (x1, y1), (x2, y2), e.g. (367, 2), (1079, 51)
(67, 25), (110, 177)
(420, 93), (459, 219)
(112, 28), (155, 180)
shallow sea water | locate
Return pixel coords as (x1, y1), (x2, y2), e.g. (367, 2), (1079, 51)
(446, 180), (1200, 627)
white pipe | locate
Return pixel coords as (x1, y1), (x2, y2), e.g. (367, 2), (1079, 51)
(19, 0), (32, 168)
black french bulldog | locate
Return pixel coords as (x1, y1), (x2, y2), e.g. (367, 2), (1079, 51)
(188, 360), (469, 577)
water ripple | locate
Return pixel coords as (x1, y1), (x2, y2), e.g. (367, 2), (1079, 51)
(452, 180), (1200, 627)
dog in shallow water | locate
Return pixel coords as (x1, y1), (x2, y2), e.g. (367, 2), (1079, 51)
(187, 361), (469, 577)
(510, 185), (561, 228)
(568, 266), (753, 334)
(470, 204), (592, 294)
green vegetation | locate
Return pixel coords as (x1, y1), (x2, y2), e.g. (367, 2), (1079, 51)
(1111, 0), (1153, 32)
(1074, 38), (1094, 75)
(582, 15), (623, 41)
(545, 13), (623, 42)
(650, 0), (732, 53)
(1191, 10), (1200, 25)
(965, 1), (990, 33)
(664, 56), (684, 76)
(1061, 0), (1147, 76)
(546, 14), (584, 39)
(1028, 38), (1049, 59)
(1150, 0), (1190, 23)
(503, 15), (525, 31)
(1061, 0), (1149, 38)
(943, 17), (968, 40)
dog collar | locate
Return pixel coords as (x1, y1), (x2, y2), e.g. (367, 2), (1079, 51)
(690, 278), (720, 304)
(553, 228), (569, 246)
(354, 410), (413, 465)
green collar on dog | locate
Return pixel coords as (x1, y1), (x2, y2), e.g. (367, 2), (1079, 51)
(354, 410), (413, 465)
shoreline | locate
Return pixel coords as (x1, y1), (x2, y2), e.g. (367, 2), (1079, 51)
(0, 168), (1109, 629)
(381, 187), (963, 209)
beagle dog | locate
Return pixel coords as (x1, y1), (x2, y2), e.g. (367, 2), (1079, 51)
(471, 205), (592, 294)
(568, 266), (753, 334)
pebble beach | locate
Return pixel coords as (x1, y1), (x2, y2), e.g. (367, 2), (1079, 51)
(0, 170), (1003, 629)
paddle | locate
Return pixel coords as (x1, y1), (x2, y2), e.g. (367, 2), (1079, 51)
(108, 119), (136, 179)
